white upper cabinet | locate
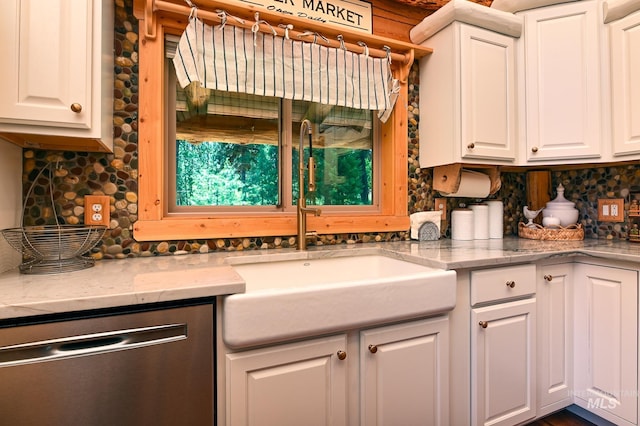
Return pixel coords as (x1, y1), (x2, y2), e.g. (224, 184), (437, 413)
(411, 0), (522, 168)
(0, 0), (113, 152)
(459, 26), (517, 164)
(608, 8), (640, 156)
(412, 0), (640, 167)
(519, 0), (603, 163)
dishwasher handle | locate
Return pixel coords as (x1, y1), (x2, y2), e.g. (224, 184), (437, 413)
(0, 323), (187, 367)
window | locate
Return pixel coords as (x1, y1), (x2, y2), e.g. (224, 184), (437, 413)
(134, 11), (414, 241)
(166, 44), (379, 215)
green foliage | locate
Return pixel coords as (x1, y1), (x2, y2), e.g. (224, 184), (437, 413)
(176, 140), (279, 206)
(176, 141), (372, 207)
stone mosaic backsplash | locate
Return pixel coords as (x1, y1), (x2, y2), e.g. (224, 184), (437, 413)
(17, 0), (640, 261)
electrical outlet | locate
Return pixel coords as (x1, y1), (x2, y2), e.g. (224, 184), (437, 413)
(435, 198), (447, 220)
(598, 198), (624, 222)
(84, 195), (110, 226)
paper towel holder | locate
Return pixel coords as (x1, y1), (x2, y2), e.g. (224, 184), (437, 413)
(433, 163), (501, 196)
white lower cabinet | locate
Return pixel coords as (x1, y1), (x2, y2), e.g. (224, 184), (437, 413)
(536, 263), (573, 416)
(226, 335), (348, 426)
(573, 262), (638, 426)
(472, 298), (537, 426)
(225, 317), (449, 426)
(360, 317), (449, 426)
(449, 264), (538, 426)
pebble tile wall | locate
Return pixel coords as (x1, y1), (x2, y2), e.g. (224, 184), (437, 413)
(18, 0), (639, 261)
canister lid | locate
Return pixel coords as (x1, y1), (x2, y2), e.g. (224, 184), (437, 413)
(545, 184), (575, 209)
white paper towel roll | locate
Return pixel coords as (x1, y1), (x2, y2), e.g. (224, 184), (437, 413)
(486, 200), (504, 239)
(443, 170), (491, 198)
(469, 204), (489, 240)
(451, 208), (474, 241)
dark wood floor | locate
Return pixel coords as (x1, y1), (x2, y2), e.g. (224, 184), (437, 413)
(525, 409), (598, 426)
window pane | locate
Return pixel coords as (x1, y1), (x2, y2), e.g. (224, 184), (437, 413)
(175, 86), (280, 207)
(292, 101), (374, 206)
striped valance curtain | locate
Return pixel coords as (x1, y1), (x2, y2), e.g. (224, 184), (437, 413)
(172, 17), (400, 122)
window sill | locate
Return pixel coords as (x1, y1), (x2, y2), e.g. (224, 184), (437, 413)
(133, 215), (410, 241)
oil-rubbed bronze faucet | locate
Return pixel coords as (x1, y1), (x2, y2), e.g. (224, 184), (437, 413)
(297, 119), (321, 250)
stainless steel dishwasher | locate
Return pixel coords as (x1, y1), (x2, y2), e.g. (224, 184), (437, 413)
(0, 302), (215, 426)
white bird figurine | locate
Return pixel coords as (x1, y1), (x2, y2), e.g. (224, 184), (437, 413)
(523, 206), (543, 227)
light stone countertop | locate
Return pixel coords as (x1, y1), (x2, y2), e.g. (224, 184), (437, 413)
(0, 252), (244, 320)
(2, 237), (640, 320)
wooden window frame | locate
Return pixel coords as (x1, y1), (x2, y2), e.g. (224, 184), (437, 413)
(133, 0), (426, 241)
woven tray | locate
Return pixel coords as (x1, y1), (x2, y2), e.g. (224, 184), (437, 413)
(518, 222), (584, 241)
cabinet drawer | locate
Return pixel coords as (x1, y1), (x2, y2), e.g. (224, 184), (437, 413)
(471, 264), (536, 305)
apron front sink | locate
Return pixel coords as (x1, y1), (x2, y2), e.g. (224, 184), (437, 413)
(222, 253), (456, 348)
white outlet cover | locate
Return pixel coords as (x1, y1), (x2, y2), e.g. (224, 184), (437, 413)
(92, 203), (103, 212)
(92, 213), (103, 221)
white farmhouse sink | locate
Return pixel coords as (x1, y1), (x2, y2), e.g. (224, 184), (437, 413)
(222, 253), (456, 348)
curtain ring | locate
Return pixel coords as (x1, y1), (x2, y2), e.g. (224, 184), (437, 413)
(252, 12), (277, 46)
(337, 35), (346, 50)
(383, 45), (392, 64)
(216, 10), (227, 29)
(299, 31), (328, 45)
(188, 4), (197, 21)
(279, 24), (293, 40)
(298, 31), (315, 42)
(217, 9), (245, 26)
(357, 41), (369, 57)
(251, 12), (261, 46)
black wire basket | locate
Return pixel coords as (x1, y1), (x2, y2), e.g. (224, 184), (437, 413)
(1, 163), (106, 274)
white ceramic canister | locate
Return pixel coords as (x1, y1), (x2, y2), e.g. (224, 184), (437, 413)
(542, 184), (579, 227)
(486, 200), (504, 239)
(469, 204), (489, 240)
(451, 208), (474, 241)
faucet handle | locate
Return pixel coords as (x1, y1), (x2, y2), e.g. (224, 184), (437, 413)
(300, 207), (322, 216)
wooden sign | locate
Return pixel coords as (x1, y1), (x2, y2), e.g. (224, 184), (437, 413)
(237, 0), (373, 33)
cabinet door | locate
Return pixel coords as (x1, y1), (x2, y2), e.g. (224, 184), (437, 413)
(522, 1), (602, 162)
(226, 335), (348, 426)
(573, 263), (638, 425)
(472, 298), (536, 426)
(537, 264), (573, 416)
(610, 10), (640, 156)
(360, 317), (449, 426)
(460, 25), (517, 162)
(0, 0), (92, 129)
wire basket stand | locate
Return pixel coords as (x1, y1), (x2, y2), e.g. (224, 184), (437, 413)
(1, 162), (106, 274)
